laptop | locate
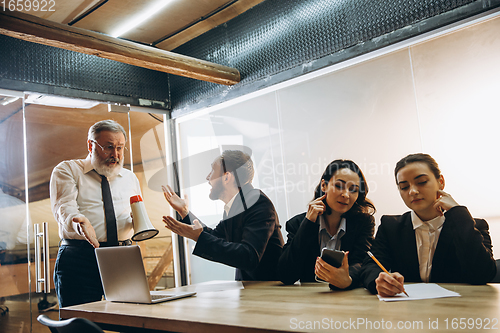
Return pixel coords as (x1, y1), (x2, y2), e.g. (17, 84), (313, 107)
(95, 245), (196, 304)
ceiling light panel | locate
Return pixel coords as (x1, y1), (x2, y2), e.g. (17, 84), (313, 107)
(72, 0), (234, 44)
(25, 94), (100, 109)
(110, 0), (175, 38)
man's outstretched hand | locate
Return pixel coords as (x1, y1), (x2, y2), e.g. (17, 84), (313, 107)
(73, 216), (100, 248)
(162, 215), (203, 241)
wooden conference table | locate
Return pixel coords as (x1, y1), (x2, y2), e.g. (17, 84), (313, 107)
(60, 281), (500, 333)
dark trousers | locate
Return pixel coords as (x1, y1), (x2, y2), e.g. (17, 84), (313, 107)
(54, 242), (104, 308)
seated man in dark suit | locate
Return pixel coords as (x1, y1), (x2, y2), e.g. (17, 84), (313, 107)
(361, 153), (496, 296)
(162, 150), (284, 281)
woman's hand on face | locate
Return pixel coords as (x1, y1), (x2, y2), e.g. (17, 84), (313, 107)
(433, 190), (459, 216)
(306, 194), (326, 222)
(315, 251), (352, 289)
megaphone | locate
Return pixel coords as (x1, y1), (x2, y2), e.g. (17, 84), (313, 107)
(130, 195), (159, 241)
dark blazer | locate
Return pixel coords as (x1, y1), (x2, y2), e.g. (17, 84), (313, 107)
(182, 183), (284, 281)
(361, 206), (497, 294)
(277, 212), (375, 289)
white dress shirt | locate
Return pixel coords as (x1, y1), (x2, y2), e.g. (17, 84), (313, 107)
(411, 211), (445, 282)
(49, 155), (142, 242)
(318, 216), (346, 251)
(223, 192), (239, 219)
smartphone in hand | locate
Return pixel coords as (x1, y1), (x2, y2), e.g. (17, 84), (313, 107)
(315, 248), (345, 283)
(321, 248), (344, 268)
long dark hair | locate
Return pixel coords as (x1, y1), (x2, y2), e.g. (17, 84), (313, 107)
(313, 159), (375, 218)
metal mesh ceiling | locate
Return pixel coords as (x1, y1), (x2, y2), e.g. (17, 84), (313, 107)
(170, 0), (498, 116)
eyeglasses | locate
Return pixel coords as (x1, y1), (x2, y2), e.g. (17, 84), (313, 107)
(91, 140), (127, 155)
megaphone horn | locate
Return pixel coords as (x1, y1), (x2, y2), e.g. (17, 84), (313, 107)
(130, 195), (159, 241)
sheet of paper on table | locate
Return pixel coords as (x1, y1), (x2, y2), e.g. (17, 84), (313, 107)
(377, 283), (461, 302)
(172, 280), (244, 294)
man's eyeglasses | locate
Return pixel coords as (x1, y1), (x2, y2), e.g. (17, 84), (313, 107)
(91, 140), (127, 155)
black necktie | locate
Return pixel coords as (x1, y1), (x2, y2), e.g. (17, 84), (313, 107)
(100, 175), (118, 246)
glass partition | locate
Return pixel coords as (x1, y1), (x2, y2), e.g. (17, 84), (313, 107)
(23, 100), (132, 329)
(174, 13), (500, 284)
(128, 111), (175, 289)
(0, 91), (31, 332)
(0, 96), (174, 332)
(175, 94), (285, 283)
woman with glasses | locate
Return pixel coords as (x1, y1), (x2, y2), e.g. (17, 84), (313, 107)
(278, 159), (376, 289)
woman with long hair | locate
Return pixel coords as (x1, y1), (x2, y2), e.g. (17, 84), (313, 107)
(278, 159), (375, 289)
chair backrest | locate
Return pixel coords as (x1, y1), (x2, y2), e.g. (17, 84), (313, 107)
(37, 314), (104, 333)
(491, 259), (500, 283)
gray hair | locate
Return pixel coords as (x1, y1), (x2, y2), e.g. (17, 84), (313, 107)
(88, 120), (127, 142)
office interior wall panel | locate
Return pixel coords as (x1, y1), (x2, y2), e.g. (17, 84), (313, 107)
(170, 0), (500, 116)
(0, 35), (170, 108)
(176, 93), (283, 282)
(276, 49), (421, 223)
(174, 14), (499, 283)
(410, 16), (500, 219)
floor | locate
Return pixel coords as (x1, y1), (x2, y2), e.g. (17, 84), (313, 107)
(0, 293), (59, 333)
(0, 293), (119, 333)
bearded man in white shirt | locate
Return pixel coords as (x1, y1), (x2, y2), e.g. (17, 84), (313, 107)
(50, 119), (141, 308)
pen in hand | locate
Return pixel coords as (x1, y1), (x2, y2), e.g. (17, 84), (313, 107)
(367, 251), (409, 297)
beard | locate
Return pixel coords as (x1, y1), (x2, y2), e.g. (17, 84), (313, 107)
(91, 150), (123, 178)
(208, 178), (224, 201)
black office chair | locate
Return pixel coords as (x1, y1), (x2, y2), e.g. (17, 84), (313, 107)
(37, 314), (104, 333)
(491, 259), (500, 283)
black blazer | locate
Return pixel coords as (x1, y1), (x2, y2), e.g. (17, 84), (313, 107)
(277, 212), (375, 289)
(361, 206), (497, 294)
(182, 183), (284, 281)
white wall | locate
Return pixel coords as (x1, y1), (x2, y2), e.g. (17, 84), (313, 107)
(174, 13), (500, 282)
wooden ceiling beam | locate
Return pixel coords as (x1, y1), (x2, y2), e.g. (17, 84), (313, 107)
(0, 11), (240, 86)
